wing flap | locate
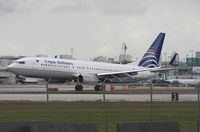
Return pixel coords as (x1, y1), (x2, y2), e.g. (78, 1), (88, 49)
(97, 69), (145, 76)
(97, 67), (162, 76)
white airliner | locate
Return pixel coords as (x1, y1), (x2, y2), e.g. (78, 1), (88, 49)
(166, 79), (200, 87)
(7, 33), (165, 91)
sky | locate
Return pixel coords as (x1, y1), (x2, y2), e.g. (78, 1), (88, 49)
(0, 0), (200, 61)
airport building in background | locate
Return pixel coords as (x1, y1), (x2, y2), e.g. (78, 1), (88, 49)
(59, 54), (73, 59)
(186, 51), (200, 74)
(36, 55), (48, 57)
(118, 54), (132, 64)
(0, 56), (21, 84)
(196, 51), (200, 58)
(93, 56), (116, 63)
(93, 56), (108, 62)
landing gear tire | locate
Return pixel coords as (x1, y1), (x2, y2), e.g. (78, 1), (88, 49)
(75, 85), (83, 91)
(94, 85), (104, 91)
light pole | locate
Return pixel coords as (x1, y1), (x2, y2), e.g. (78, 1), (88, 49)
(186, 55), (188, 63)
(196, 85), (200, 132)
(45, 77), (52, 120)
(164, 53), (167, 65)
(102, 77), (109, 132)
(189, 50), (194, 79)
(164, 53), (167, 79)
(150, 81), (153, 122)
(185, 55), (189, 77)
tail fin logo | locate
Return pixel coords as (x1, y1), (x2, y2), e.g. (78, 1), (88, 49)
(138, 33), (165, 68)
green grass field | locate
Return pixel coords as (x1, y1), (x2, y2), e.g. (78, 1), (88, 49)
(0, 101), (197, 132)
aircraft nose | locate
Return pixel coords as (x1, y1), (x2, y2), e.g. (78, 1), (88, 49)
(7, 63), (16, 72)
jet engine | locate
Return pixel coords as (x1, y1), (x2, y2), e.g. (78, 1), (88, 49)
(75, 74), (99, 83)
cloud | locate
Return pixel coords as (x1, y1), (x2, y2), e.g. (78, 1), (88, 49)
(0, 0), (147, 15)
(0, 0), (94, 15)
(50, 0), (93, 13)
(95, 0), (147, 15)
(0, 0), (200, 60)
(0, 0), (44, 15)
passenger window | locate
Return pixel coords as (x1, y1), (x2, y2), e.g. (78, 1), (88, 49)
(36, 60), (39, 62)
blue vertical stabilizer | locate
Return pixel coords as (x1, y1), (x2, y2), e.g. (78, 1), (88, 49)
(169, 52), (178, 65)
(138, 33), (165, 68)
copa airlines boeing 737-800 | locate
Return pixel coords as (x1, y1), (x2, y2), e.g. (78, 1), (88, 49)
(7, 33), (165, 91)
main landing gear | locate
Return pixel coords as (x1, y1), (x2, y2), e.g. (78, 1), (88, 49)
(94, 84), (105, 91)
(75, 84), (105, 91)
(75, 84), (83, 91)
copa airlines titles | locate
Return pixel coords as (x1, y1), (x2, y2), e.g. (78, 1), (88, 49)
(44, 60), (73, 65)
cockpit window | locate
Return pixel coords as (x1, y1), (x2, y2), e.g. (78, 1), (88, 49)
(19, 61), (25, 64)
(15, 61), (25, 64)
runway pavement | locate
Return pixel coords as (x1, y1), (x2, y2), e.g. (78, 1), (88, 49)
(0, 84), (198, 102)
(0, 93), (198, 102)
(0, 84), (196, 93)
(0, 84), (77, 92)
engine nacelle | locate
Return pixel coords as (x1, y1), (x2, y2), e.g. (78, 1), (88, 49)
(75, 74), (99, 83)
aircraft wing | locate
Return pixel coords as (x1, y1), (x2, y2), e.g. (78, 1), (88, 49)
(97, 67), (163, 82)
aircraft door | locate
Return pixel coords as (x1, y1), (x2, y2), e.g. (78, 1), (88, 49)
(31, 59), (36, 70)
(32, 59), (41, 70)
